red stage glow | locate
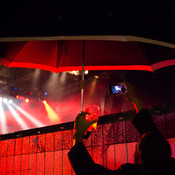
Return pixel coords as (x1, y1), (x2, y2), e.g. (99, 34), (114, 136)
(16, 95), (19, 99)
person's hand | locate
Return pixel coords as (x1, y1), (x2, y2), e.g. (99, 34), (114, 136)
(74, 112), (97, 133)
(119, 81), (144, 113)
(73, 112), (97, 145)
(120, 81), (138, 103)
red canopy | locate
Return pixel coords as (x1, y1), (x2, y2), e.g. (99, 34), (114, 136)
(0, 40), (175, 72)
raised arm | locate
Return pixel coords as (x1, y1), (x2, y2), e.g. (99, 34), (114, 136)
(68, 112), (116, 175)
(122, 82), (160, 135)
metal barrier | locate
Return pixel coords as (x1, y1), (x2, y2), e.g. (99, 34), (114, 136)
(0, 104), (175, 174)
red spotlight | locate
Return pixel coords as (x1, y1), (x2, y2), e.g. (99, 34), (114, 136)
(16, 95), (19, 99)
(25, 98), (29, 103)
(43, 100), (47, 104)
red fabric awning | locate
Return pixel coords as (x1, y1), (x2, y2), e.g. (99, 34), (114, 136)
(0, 40), (174, 72)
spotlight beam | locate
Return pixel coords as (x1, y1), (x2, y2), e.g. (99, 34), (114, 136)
(6, 103), (29, 130)
(0, 102), (8, 134)
(11, 103), (44, 127)
(43, 101), (60, 122)
(60, 72), (67, 84)
(47, 72), (59, 88)
(32, 69), (40, 88)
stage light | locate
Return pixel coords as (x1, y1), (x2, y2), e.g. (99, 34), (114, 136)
(68, 71), (79, 75)
(68, 71), (80, 75)
(94, 75), (99, 79)
(43, 100), (47, 104)
(8, 100), (13, 104)
(12, 103), (44, 127)
(73, 71), (79, 75)
(3, 98), (8, 104)
(43, 101), (60, 122)
(85, 70), (89, 74)
(0, 101), (8, 134)
(25, 98), (29, 103)
(6, 103), (29, 130)
(15, 95), (25, 101)
(44, 92), (48, 96)
(14, 87), (18, 91)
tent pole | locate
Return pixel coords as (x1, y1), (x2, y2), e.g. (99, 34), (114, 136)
(81, 40), (85, 113)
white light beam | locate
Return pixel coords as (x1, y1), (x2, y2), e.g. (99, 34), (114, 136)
(12, 103), (44, 127)
(0, 102), (8, 134)
(6, 103), (29, 130)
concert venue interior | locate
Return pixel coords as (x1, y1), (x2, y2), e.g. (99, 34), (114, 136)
(0, 65), (175, 174)
(0, 1), (175, 175)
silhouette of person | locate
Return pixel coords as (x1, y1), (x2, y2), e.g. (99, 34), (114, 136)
(68, 82), (175, 175)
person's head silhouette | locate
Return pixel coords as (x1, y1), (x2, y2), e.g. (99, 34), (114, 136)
(134, 132), (171, 167)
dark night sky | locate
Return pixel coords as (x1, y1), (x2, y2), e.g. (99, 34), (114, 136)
(0, 1), (175, 43)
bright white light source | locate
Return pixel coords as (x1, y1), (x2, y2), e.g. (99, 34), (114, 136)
(0, 101), (8, 134)
(115, 86), (121, 91)
(73, 71), (79, 75)
(0, 97), (2, 102)
(3, 98), (8, 103)
(8, 100), (13, 104)
(25, 98), (29, 103)
(67, 71), (80, 75)
(85, 70), (89, 74)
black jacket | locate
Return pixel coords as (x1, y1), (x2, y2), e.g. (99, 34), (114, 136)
(68, 109), (175, 175)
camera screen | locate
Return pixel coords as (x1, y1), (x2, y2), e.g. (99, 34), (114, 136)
(111, 85), (122, 94)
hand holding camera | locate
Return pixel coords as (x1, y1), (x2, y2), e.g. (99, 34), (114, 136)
(109, 82), (144, 113)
